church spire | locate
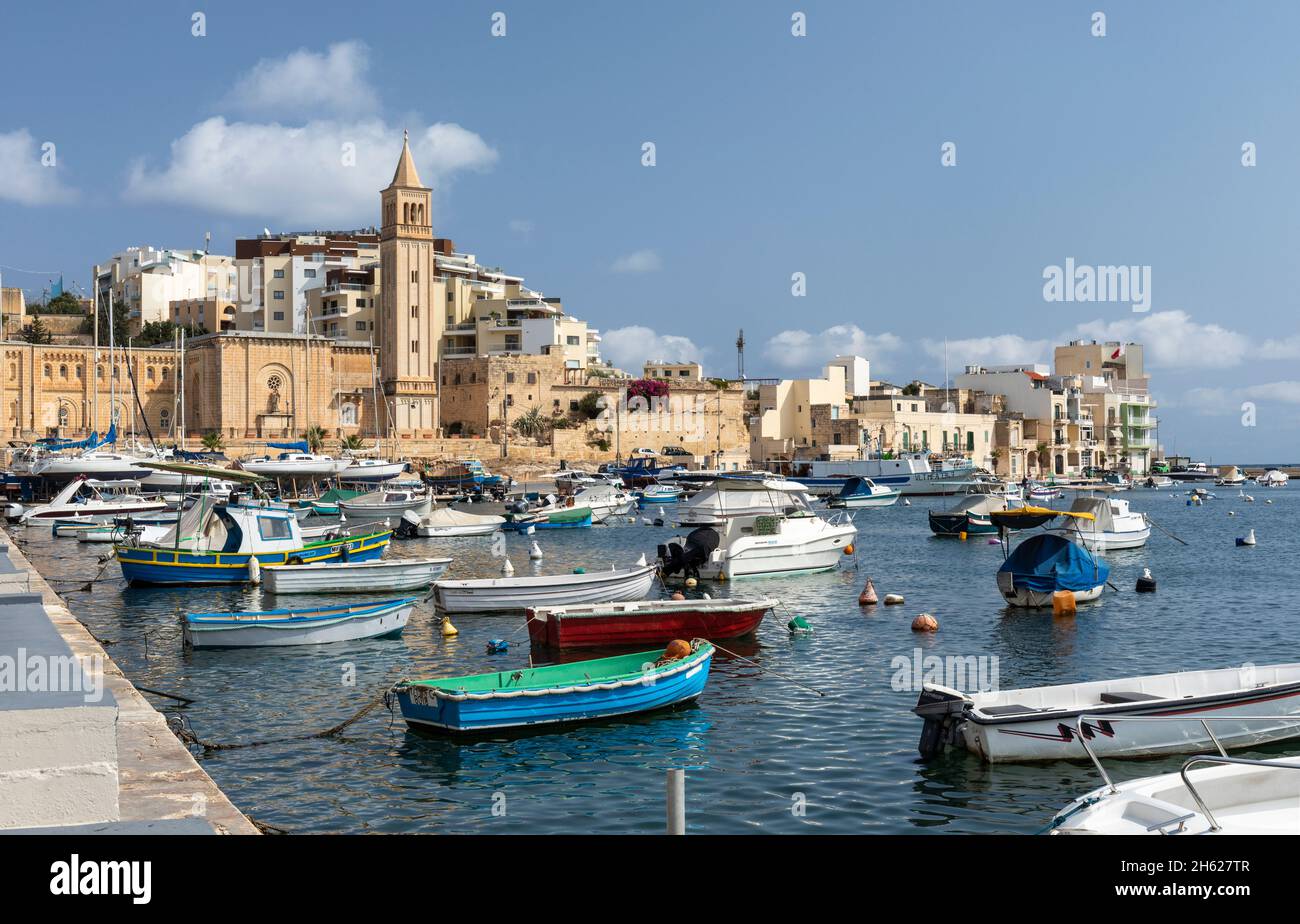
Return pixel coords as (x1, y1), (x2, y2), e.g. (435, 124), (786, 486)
(390, 129), (423, 188)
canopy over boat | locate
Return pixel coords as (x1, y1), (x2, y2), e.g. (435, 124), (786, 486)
(998, 533), (1110, 594)
(421, 506), (505, 528)
(139, 460), (265, 483)
(990, 504), (1094, 530)
(942, 493), (1006, 517)
(267, 440), (309, 453)
(1061, 496), (1119, 531)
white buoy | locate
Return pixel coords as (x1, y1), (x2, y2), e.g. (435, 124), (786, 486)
(525, 525), (536, 536)
(641, 517), (653, 526)
(502, 557), (515, 575)
(1241, 528), (1257, 546)
(529, 541), (543, 560)
(903, 499), (912, 507)
(636, 552), (647, 567)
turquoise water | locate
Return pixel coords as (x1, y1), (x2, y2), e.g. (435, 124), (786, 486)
(14, 487), (1298, 833)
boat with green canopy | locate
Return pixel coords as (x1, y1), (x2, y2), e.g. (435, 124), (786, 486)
(387, 640), (715, 733)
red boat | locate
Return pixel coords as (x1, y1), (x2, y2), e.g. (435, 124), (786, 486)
(526, 597), (776, 649)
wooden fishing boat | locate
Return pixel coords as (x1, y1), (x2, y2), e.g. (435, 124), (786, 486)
(432, 562), (658, 613)
(184, 597), (416, 648)
(387, 640), (714, 733)
(262, 556), (452, 594)
(914, 661), (1300, 763)
(526, 596), (776, 649)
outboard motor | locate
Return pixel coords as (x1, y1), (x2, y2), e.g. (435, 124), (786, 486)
(395, 509), (422, 540)
(912, 684), (974, 759)
(659, 527), (720, 579)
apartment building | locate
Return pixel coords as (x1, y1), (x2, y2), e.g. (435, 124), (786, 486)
(645, 360), (704, 382)
(1054, 340), (1157, 474)
(307, 265), (379, 341)
(232, 232), (380, 335)
(95, 247), (238, 332)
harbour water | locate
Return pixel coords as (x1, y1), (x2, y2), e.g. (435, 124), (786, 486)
(14, 488), (1297, 833)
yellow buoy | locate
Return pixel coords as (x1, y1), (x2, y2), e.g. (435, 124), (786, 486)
(959, 531), (967, 541)
(441, 617), (459, 637)
(685, 577), (698, 588)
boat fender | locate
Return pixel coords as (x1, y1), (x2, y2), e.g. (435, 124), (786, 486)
(911, 613), (938, 632)
(787, 615), (812, 634)
(653, 517), (665, 527)
(1135, 568), (1156, 593)
(486, 639), (509, 653)
(685, 577), (697, 588)
(903, 499), (912, 506)
(1051, 590), (1076, 617)
(844, 543), (855, 555)
(858, 577), (878, 606)
(883, 593), (904, 605)
(701, 592), (711, 600)
(247, 556), (261, 585)
(658, 639), (692, 663)
(440, 617), (459, 637)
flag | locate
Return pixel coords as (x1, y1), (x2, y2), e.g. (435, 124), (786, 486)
(51, 275), (63, 298)
(1110, 344), (1124, 360)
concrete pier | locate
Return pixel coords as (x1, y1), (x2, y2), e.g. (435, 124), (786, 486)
(0, 532), (257, 835)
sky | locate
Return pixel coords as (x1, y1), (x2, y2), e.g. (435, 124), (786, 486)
(1, 1), (1298, 461)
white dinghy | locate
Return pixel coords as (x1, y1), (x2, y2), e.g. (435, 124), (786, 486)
(914, 661), (1300, 763)
(184, 597), (416, 648)
(263, 557), (452, 594)
(431, 561), (658, 613)
(411, 506), (505, 537)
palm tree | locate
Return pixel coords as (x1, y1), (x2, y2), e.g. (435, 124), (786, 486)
(304, 425), (327, 453)
(340, 434), (366, 452)
(201, 431), (224, 452)
(512, 406), (549, 440)
(1035, 441), (1050, 474)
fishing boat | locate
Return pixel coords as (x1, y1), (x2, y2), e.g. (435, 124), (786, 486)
(410, 506), (505, 537)
(1045, 495), (1150, 550)
(76, 524), (130, 544)
(1049, 753), (1300, 834)
(927, 493), (1009, 536)
(637, 483), (685, 505)
(675, 477), (814, 526)
(824, 477), (901, 509)
(658, 480), (856, 580)
(184, 597), (416, 648)
(526, 596), (776, 649)
(1100, 471), (1132, 490)
(337, 483), (432, 521)
(994, 532), (1109, 607)
(1027, 484), (1062, 501)
(913, 661), (1300, 762)
(15, 477), (169, 525)
(431, 562), (658, 613)
(114, 464), (391, 585)
(240, 442), (349, 478)
(386, 640), (714, 733)
(262, 557), (451, 594)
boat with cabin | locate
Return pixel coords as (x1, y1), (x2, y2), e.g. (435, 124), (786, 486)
(676, 477), (815, 526)
(14, 477), (169, 525)
(767, 451), (981, 496)
(1046, 494), (1150, 550)
(240, 442), (349, 478)
(337, 483), (433, 521)
(824, 477), (901, 509)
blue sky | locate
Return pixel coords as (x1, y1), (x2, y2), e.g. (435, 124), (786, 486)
(2, 1), (1298, 460)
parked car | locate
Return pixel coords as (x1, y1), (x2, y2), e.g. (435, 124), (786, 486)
(660, 446), (693, 458)
(629, 447), (659, 458)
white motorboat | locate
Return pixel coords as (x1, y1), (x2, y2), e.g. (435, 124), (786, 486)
(263, 557), (452, 594)
(638, 483), (686, 505)
(431, 562), (658, 613)
(339, 457), (409, 482)
(1144, 474), (1174, 488)
(676, 477), (816, 526)
(824, 476), (902, 508)
(1215, 465), (1247, 486)
(1258, 468), (1289, 487)
(914, 661), (1300, 763)
(30, 449), (152, 483)
(16, 478), (169, 526)
(241, 449), (350, 478)
(1050, 753), (1300, 835)
(771, 451), (981, 496)
(658, 479), (856, 580)
(1027, 484), (1062, 500)
(410, 507), (505, 537)
(184, 597), (415, 648)
(338, 484), (432, 521)
(571, 485), (637, 523)
(1046, 495), (1151, 550)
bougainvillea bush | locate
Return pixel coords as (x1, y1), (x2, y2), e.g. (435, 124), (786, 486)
(626, 378), (670, 402)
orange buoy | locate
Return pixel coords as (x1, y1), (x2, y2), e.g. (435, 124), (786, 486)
(663, 639), (692, 661)
(844, 543), (855, 555)
(858, 577), (879, 606)
(911, 613), (939, 632)
(1052, 590), (1077, 617)
(671, 591), (686, 601)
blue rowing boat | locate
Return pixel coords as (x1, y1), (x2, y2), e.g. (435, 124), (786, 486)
(387, 640), (714, 733)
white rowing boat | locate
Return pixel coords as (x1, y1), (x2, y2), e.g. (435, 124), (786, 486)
(914, 661), (1300, 762)
(262, 557), (452, 594)
(431, 562), (658, 613)
(183, 597), (415, 647)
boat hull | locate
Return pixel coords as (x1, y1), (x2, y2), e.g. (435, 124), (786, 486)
(433, 564), (657, 613)
(1046, 524), (1151, 550)
(717, 522), (855, 580)
(185, 599), (414, 648)
(393, 647), (712, 733)
(928, 511), (996, 536)
(527, 598), (773, 648)
(262, 557), (451, 594)
(116, 530), (392, 585)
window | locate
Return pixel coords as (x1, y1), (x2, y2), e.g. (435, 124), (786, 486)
(273, 290), (285, 300)
(43, 364), (51, 378)
(527, 372), (537, 384)
(410, 270), (418, 283)
(355, 320), (366, 331)
(506, 372), (515, 383)
(273, 269), (285, 279)
(146, 367), (155, 381)
(566, 336), (580, 346)
(411, 306), (418, 317)
(59, 364), (67, 378)
(257, 516), (293, 540)
(505, 394), (514, 406)
(411, 340), (419, 353)
(304, 268), (316, 278)
(967, 431), (975, 452)
(273, 311), (284, 321)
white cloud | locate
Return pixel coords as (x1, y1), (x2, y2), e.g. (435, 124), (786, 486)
(922, 334), (1049, 368)
(762, 325), (902, 374)
(1069, 310), (1250, 370)
(225, 41), (378, 117)
(1242, 381), (1300, 404)
(0, 129), (77, 205)
(610, 250), (662, 273)
(124, 117), (497, 226)
(601, 326), (706, 372)
(1259, 335), (1300, 360)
